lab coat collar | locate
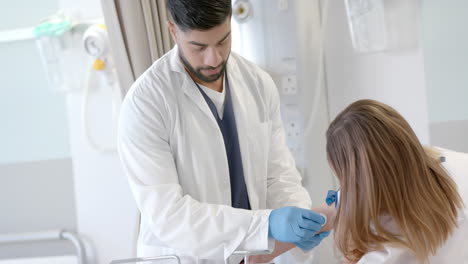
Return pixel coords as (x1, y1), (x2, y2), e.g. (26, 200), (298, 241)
(168, 45), (185, 73)
(168, 46), (243, 130)
(167, 46), (214, 125)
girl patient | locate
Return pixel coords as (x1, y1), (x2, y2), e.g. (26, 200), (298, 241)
(326, 99), (468, 263)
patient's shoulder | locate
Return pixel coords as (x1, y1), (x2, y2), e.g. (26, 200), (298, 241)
(359, 212), (468, 264)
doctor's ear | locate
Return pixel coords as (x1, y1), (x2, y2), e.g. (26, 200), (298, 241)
(167, 21), (178, 42)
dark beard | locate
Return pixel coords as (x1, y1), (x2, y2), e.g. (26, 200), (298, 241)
(179, 48), (229, 83)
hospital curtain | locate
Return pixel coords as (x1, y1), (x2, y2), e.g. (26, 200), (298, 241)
(101, 0), (175, 96)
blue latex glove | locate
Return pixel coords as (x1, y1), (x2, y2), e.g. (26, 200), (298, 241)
(268, 206), (326, 243)
(294, 231), (331, 251)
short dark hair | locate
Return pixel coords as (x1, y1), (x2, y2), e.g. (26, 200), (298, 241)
(166, 0), (232, 31)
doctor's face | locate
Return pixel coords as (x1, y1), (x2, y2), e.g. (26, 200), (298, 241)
(169, 17), (232, 83)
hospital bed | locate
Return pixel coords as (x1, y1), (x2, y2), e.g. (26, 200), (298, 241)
(110, 250), (273, 264)
(0, 229), (86, 264)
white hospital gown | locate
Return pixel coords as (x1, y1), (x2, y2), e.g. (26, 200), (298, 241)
(358, 147), (468, 264)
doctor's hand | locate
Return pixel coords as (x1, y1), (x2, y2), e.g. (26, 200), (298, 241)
(294, 231), (331, 251)
(268, 206), (326, 244)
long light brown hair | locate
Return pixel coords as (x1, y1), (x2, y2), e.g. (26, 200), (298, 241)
(326, 99), (463, 263)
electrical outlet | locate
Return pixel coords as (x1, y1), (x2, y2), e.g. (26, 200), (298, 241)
(285, 121), (301, 141)
(281, 75), (297, 95)
(282, 105), (303, 165)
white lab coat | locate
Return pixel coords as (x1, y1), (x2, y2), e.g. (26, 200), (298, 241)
(358, 148), (468, 264)
(118, 47), (313, 263)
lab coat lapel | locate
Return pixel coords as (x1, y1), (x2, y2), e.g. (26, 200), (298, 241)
(227, 59), (260, 211)
(180, 75), (220, 129)
(168, 47), (219, 129)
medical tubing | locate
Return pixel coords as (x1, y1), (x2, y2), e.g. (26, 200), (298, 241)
(81, 64), (116, 153)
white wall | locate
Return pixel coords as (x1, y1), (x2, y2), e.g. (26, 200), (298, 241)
(295, 2), (339, 263)
(0, 159), (76, 259)
(0, 0), (77, 260)
(422, 0), (468, 123)
(0, 0), (58, 30)
(58, 0), (138, 263)
(0, 0), (70, 164)
(422, 0), (468, 153)
(65, 90), (137, 264)
(324, 0), (430, 144)
(0, 41), (71, 164)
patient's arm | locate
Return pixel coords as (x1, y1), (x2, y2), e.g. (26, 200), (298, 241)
(249, 203), (337, 263)
(248, 241), (295, 264)
(314, 202), (337, 232)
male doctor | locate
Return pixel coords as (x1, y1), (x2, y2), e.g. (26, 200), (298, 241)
(118, 0), (331, 263)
